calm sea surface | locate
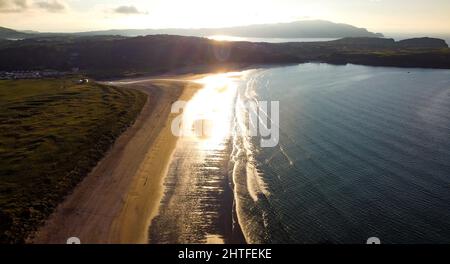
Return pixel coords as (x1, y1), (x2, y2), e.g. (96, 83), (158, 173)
(150, 64), (450, 244)
(207, 35), (337, 43)
(207, 35), (450, 45)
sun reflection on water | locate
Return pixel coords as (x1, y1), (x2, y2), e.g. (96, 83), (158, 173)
(180, 72), (242, 150)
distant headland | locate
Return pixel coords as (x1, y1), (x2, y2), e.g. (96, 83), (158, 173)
(0, 20), (382, 40)
(0, 34), (448, 79)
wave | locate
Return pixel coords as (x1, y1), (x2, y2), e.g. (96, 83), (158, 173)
(230, 72), (277, 243)
(230, 64), (450, 244)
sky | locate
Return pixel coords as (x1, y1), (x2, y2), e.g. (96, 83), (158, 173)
(1, 0), (450, 35)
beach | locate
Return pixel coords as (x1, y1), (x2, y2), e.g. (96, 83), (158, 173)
(31, 78), (201, 244)
(148, 72), (247, 244)
(23, 64), (450, 244)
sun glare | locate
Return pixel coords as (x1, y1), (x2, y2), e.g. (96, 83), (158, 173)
(208, 35), (248, 42)
(178, 73), (242, 149)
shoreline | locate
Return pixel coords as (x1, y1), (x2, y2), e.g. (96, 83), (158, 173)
(109, 81), (201, 243)
(31, 78), (201, 243)
(147, 73), (247, 244)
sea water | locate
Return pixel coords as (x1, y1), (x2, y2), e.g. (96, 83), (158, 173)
(150, 63), (450, 244)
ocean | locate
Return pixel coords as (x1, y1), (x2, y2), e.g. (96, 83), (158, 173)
(207, 35), (450, 45)
(207, 35), (337, 43)
(149, 63), (450, 244)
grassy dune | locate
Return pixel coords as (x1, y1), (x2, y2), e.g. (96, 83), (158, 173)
(0, 79), (147, 243)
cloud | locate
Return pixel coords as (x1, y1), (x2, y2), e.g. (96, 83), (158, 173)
(34, 0), (66, 12)
(0, 0), (68, 13)
(0, 0), (29, 12)
(14, 0), (27, 8)
(112, 5), (148, 15)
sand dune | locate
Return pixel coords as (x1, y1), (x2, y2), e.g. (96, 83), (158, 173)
(31, 79), (201, 244)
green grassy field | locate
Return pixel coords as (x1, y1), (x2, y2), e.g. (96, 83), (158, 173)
(0, 78), (147, 243)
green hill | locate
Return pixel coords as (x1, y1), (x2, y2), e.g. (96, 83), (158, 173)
(0, 78), (146, 243)
(0, 35), (448, 77)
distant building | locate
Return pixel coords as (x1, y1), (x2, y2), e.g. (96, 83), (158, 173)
(77, 78), (89, 84)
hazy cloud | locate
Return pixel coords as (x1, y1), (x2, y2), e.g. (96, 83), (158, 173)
(35, 0), (66, 12)
(0, 0), (67, 13)
(14, 0), (27, 8)
(0, 0), (29, 12)
(113, 5), (148, 15)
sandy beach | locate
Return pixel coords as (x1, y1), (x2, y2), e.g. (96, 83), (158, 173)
(31, 78), (201, 244)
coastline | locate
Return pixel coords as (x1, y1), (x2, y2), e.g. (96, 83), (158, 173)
(31, 78), (201, 243)
(109, 81), (201, 243)
(147, 72), (247, 244)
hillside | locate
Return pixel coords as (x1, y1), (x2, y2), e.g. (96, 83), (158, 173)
(0, 35), (448, 77)
(0, 20), (382, 40)
(0, 79), (146, 243)
(0, 27), (30, 40)
(77, 20), (383, 38)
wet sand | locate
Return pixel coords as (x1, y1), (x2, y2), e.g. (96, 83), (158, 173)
(148, 73), (247, 244)
(31, 79), (201, 243)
